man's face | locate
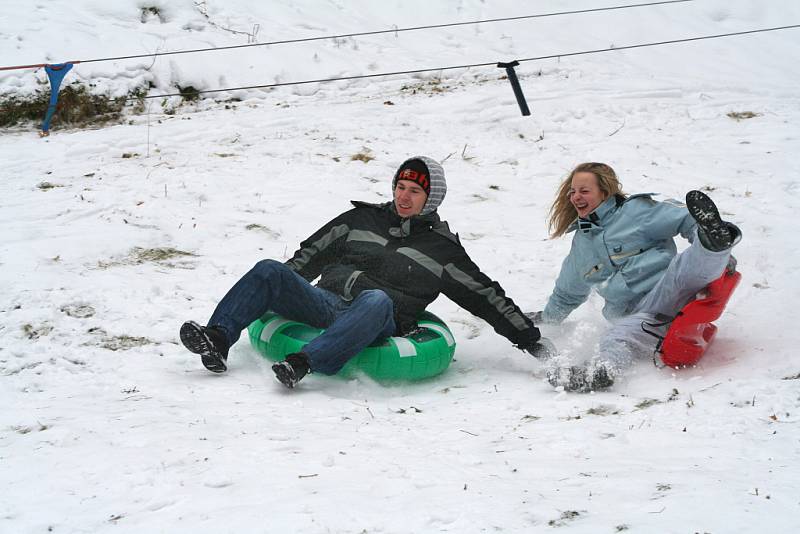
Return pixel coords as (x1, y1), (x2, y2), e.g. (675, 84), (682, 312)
(394, 180), (428, 217)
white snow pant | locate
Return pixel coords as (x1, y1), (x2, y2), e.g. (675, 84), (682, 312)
(593, 233), (733, 374)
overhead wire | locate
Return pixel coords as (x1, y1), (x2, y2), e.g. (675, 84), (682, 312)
(131, 25), (800, 101)
(0, 0), (693, 71)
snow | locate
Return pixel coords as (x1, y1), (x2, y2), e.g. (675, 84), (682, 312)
(1, 1), (799, 532)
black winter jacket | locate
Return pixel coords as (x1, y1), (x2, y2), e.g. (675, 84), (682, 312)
(285, 201), (540, 347)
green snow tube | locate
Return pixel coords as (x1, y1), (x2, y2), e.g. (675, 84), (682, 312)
(247, 310), (456, 381)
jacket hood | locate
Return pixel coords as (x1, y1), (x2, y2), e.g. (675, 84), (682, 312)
(392, 155), (446, 216)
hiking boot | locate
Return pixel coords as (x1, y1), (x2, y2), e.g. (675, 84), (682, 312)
(547, 365), (615, 392)
(686, 190), (733, 252)
(547, 366), (590, 392)
(272, 352), (311, 389)
(590, 365), (615, 390)
(180, 321), (229, 373)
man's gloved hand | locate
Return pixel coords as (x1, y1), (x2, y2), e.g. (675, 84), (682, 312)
(524, 310), (543, 324)
(519, 337), (557, 360)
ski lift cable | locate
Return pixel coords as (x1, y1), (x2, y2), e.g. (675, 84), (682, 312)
(0, 0), (694, 72)
(131, 24), (800, 101)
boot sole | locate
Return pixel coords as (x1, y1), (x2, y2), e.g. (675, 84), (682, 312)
(686, 190), (722, 226)
(180, 321), (227, 373)
(271, 362), (297, 388)
(686, 190), (732, 250)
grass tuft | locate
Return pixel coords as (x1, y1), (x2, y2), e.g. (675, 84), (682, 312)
(727, 111), (761, 121)
(351, 151), (375, 163)
(0, 82), (148, 130)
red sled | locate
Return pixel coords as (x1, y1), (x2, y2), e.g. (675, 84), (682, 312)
(657, 268), (742, 368)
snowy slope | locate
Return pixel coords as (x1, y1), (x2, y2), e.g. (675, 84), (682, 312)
(2, 1), (800, 533)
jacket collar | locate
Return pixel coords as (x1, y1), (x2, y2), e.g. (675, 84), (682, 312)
(569, 196), (619, 234)
(591, 195), (620, 222)
(568, 193), (656, 234)
(351, 200), (444, 238)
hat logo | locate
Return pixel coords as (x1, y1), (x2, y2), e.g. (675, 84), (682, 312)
(399, 169), (429, 191)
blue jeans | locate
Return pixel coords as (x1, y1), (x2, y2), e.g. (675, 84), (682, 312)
(208, 260), (396, 375)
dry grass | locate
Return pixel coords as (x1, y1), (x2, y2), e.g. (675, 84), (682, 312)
(97, 247), (198, 269)
(0, 82), (148, 130)
(727, 111), (761, 121)
(351, 151), (375, 163)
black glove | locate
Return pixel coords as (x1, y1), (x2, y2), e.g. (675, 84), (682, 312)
(519, 337), (557, 360)
(396, 316), (421, 337)
(525, 310), (543, 324)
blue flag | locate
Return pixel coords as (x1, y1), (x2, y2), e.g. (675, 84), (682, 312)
(41, 63), (74, 135)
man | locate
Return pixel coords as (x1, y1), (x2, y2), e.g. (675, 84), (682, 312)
(180, 156), (553, 388)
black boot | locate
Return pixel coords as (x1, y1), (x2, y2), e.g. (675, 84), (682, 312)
(547, 365), (615, 392)
(547, 366), (591, 392)
(686, 190), (733, 252)
(272, 352), (311, 388)
(590, 365), (615, 390)
(180, 321), (229, 373)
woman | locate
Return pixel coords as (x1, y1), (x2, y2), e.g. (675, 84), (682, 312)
(538, 162), (741, 392)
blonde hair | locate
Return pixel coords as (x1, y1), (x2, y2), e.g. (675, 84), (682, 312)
(548, 162), (625, 238)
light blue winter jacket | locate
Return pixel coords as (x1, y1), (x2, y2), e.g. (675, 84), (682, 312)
(543, 193), (696, 323)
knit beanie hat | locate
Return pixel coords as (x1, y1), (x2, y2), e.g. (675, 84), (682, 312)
(395, 159), (431, 195)
(392, 156), (447, 216)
